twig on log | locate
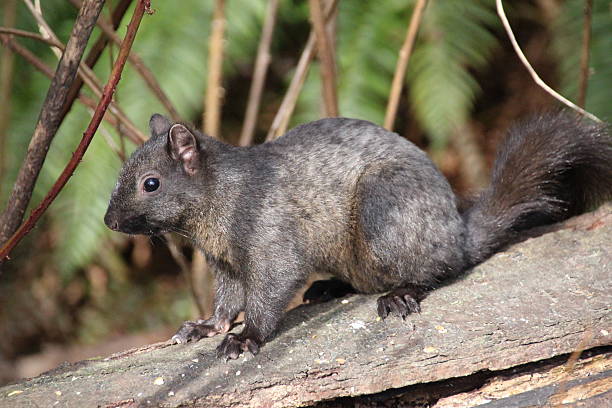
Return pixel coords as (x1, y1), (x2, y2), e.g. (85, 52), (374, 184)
(383, 0), (427, 131)
(238, 0), (280, 146)
(0, 0), (151, 263)
(266, 0), (338, 141)
(577, 0), (592, 108)
(0, 0), (107, 250)
(69, 0), (181, 122)
(204, 0), (226, 137)
(496, 0), (601, 123)
(309, 0), (338, 117)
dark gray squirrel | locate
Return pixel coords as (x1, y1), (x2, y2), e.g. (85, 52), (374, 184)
(104, 112), (612, 360)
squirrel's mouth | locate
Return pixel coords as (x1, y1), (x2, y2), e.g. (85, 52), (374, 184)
(105, 213), (163, 236)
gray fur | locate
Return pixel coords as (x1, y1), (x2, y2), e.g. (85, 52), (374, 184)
(104, 112), (611, 359)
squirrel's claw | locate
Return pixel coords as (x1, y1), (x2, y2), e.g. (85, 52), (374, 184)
(216, 333), (261, 360)
(377, 286), (425, 320)
(171, 319), (220, 344)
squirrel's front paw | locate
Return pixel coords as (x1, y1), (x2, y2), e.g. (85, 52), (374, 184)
(171, 319), (220, 344)
(216, 333), (260, 360)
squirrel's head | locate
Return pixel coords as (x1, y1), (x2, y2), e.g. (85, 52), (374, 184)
(104, 114), (204, 236)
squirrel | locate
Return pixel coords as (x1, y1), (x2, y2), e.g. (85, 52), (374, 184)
(104, 112), (612, 360)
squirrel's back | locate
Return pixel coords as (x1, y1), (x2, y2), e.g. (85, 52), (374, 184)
(237, 118), (465, 291)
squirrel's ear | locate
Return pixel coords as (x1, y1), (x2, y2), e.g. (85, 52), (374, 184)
(149, 114), (172, 137)
(168, 124), (200, 175)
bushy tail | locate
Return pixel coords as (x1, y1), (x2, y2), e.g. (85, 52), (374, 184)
(463, 112), (612, 265)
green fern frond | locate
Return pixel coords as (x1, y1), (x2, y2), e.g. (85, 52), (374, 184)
(407, 0), (497, 148)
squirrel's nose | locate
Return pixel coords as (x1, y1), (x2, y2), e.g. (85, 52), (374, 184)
(104, 207), (120, 231)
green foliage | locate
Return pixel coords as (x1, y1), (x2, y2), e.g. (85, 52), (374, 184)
(408, 0), (497, 149)
(552, 1), (612, 122)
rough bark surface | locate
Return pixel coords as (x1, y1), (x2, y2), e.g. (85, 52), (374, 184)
(1, 206), (610, 407)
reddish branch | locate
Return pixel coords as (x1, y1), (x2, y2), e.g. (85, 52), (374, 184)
(0, 0), (107, 249)
(0, 0), (151, 263)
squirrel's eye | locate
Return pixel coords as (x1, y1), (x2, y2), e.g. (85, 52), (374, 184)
(143, 177), (160, 192)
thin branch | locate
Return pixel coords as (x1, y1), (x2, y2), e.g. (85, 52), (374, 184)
(0, 0), (151, 263)
(0, 27), (63, 48)
(69, 0), (181, 122)
(0, 36), (142, 144)
(60, 0), (134, 124)
(383, 0), (427, 131)
(0, 35), (55, 77)
(164, 235), (207, 317)
(204, 0), (226, 138)
(0, 0), (18, 198)
(309, 0), (338, 117)
(0, 0), (107, 249)
(238, 0), (280, 146)
(22, 0), (62, 57)
(266, 0), (338, 141)
(495, 0), (601, 123)
(577, 0), (592, 109)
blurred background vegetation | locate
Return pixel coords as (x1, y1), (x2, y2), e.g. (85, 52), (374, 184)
(0, 0), (610, 384)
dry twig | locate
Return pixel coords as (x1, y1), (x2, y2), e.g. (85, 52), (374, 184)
(578, 0), (592, 108)
(204, 0), (226, 137)
(0, 35), (55, 77)
(383, 0), (427, 131)
(0, 0), (151, 263)
(238, 0), (280, 146)
(496, 0), (601, 123)
(0, 27), (63, 48)
(266, 0), (338, 141)
(309, 0), (338, 117)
